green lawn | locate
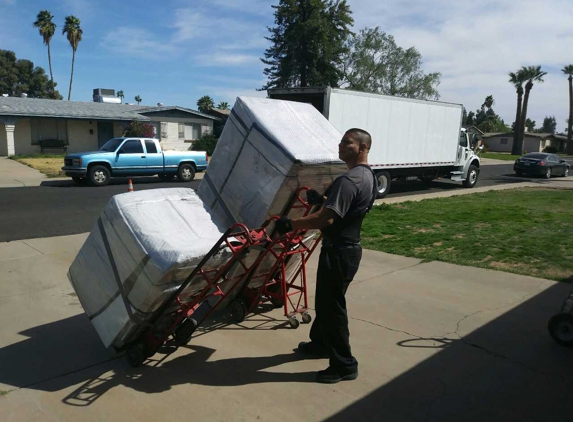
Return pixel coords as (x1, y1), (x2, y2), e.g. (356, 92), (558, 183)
(362, 188), (573, 281)
(481, 152), (521, 161)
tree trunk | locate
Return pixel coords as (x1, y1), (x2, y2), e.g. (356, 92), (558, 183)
(67, 49), (75, 101)
(567, 75), (573, 155)
(511, 87), (523, 155)
(517, 83), (533, 155)
(47, 42), (55, 99)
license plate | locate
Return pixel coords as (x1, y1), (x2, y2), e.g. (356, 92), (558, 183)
(524, 163), (530, 166)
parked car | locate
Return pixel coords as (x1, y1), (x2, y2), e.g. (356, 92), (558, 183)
(62, 137), (208, 186)
(514, 153), (570, 178)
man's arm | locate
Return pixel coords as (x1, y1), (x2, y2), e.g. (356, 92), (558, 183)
(291, 207), (338, 231)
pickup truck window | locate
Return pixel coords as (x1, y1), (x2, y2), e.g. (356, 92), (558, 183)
(121, 140), (144, 154)
(100, 138), (123, 152)
(145, 140), (158, 154)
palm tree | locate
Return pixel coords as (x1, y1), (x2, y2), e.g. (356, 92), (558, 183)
(481, 95), (495, 111)
(117, 90), (124, 104)
(563, 65), (573, 154)
(514, 66), (547, 155)
(509, 70), (526, 155)
(217, 101), (230, 110)
(197, 95), (215, 113)
(33, 10), (56, 99)
(135, 95), (142, 105)
(62, 15), (83, 101)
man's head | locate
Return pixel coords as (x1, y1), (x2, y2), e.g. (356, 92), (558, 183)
(338, 128), (372, 167)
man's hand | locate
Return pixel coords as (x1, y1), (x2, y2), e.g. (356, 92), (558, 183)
(306, 189), (325, 206)
(275, 216), (293, 235)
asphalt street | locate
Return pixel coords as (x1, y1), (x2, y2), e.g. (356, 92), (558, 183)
(0, 163), (562, 242)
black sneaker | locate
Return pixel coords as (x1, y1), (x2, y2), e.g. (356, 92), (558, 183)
(316, 366), (358, 384)
(296, 341), (328, 358)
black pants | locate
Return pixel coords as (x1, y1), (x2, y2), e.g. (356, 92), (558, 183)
(309, 243), (362, 371)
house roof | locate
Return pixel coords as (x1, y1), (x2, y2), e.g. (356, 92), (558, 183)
(0, 97), (218, 121)
(205, 108), (231, 118)
(462, 125), (485, 135)
(481, 132), (557, 140)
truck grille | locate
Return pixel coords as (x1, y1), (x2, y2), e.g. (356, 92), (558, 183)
(64, 158), (73, 166)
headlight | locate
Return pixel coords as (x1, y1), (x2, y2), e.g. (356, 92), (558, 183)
(72, 158), (82, 166)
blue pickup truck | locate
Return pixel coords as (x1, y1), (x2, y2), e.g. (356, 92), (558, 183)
(62, 137), (208, 186)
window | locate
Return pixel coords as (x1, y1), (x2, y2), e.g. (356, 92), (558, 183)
(183, 123), (201, 141)
(500, 138), (508, 145)
(30, 118), (68, 145)
(459, 133), (468, 147)
(145, 140), (158, 153)
(121, 139), (144, 154)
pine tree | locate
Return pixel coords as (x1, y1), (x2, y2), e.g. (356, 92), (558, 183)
(261, 0), (353, 89)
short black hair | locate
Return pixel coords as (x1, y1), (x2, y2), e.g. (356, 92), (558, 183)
(345, 128), (372, 149)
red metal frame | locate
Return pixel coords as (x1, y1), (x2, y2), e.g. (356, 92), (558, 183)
(127, 187), (321, 363)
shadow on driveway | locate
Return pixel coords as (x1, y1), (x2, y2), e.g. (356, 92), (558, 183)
(1, 283), (572, 418)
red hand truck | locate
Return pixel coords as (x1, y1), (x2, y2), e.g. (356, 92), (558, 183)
(119, 187), (322, 367)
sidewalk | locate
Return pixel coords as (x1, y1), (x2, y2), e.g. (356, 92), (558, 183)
(0, 229), (572, 420)
(0, 157), (56, 188)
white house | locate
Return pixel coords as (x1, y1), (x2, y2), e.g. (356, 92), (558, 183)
(0, 96), (219, 156)
(482, 132), (562, 153)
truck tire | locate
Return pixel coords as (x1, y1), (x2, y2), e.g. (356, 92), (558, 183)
(375, 171), (392, 199)
(88, 165), (111, 187)
(177, 163), (195, 182)
(463, 165), (479, 188)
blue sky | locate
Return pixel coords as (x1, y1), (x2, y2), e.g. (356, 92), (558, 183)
(1, 0), (572, 131)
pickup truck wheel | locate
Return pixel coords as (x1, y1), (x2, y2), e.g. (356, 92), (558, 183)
(88, 165), (111, 187)
(375, 171), (392, 199)
(158, 173), (175, 182)
(463, 165), (479, 188)
(177, 164), (195, 182)
(71, 176), (87, 185)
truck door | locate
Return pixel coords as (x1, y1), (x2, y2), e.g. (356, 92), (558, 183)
(114, 139), (147, 176)
(144, 139), (163, 175)
(456, 132), (469, 165)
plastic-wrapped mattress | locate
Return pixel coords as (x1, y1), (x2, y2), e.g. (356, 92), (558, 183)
(68, 188), (233, 348)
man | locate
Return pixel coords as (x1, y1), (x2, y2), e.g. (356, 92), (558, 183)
(276, 128), (376, 384)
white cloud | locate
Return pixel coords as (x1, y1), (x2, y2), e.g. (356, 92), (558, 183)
(347, 0), (573, 128)
(196, 53), (260, 67)
(101, 28), (176, 59)
(172, 8), (264, 43)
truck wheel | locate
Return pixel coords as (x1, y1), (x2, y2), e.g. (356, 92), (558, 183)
(88, 165), (111, 187)
(375, 171), (392, 199)
(177, 164), (196, 182)
(463, 165), (479, 188)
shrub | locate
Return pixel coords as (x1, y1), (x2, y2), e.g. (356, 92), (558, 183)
(123, 120), (156, 138)
(191, 134), (218, 156)
(543, 145), (558, 153)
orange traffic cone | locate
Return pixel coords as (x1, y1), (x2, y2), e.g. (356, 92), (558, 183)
(128, 179), (134, 192)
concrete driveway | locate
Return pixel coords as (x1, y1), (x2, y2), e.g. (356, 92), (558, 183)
(0, 157), (53, 188)
(0, 233), (572, 421)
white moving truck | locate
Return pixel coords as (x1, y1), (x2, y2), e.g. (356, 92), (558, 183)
(268, 87), (481, 198)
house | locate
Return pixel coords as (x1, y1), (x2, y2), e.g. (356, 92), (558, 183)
(0, 95), (219, 156)
(481, 132), (563, 153)
(205, 108), (231, 137)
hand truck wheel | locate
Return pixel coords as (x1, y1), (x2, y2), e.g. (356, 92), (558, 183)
(548, 313), (573, 347)
(301, 312), (312, 324)
(230, 299), (248, 323)
(174, 318), (198, 346)
(288, 316), (300, 329)
(270, 297), (284, 309)
(126, 343), (147, 367)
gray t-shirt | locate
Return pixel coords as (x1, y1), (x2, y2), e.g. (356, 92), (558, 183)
(321, 164), (375, 242)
